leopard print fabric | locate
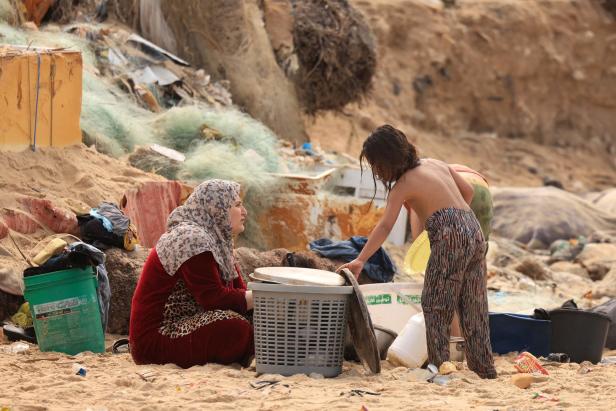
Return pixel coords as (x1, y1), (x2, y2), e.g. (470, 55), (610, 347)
(158, 279), (248, 338)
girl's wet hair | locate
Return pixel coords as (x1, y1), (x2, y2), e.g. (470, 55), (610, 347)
(360, 124), (420, 198)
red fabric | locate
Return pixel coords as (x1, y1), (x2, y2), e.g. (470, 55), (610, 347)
(129, 249), (252, 368)
(18, 196), (78, 235)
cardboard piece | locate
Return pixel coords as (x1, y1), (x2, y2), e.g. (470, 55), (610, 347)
(0, 46), (82, 151)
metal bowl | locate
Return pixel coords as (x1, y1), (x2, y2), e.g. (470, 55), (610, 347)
(344, 324), (398, 361)
(449, 337), (466, 362)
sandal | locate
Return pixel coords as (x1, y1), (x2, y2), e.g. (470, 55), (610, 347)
(112, 338), (130, 354)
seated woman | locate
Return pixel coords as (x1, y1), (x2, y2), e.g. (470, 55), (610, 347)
(129, 179), (253, 368)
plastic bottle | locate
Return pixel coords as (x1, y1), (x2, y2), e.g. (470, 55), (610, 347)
(387, 312), (428, 369)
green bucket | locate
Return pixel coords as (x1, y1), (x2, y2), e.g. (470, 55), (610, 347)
(23, 266), (105, 355)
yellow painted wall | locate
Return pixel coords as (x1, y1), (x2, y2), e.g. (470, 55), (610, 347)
(0, 47), (82, 151)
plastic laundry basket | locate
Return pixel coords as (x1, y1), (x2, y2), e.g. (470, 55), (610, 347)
(249, 282), (352, 377)
(23, 266), (104, 355)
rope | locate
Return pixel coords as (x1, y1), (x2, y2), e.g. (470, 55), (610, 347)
(31, 51), (41, 152)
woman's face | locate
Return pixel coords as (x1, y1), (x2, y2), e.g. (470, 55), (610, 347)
(229, 196), (247, 235)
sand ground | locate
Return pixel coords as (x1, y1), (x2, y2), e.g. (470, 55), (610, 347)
(1, 334), (615, 411)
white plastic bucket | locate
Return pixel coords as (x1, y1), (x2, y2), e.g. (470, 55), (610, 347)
(359, 282), (423, 335)
(387, 312), (428, 369)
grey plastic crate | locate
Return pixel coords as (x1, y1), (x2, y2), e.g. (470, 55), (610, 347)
(248, 282), (352, 377)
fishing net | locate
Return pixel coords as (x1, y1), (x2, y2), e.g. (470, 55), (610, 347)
(0, 19), (285, 247)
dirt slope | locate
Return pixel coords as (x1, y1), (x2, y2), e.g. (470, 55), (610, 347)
(306, 0), (616, 191)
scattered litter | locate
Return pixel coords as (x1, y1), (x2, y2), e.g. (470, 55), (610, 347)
(132, 65), (180, 86)
(418, 363), (453, 385)
(126, 33), (189, 66)
(342, 389), (381, 397)
(408, 368), (434, 382)
(532, 392), (559, 402)
(136, 369), (157, 382)
(22, 356), (62, 363)
(250, 380), (286, 390)
(514, 352), (549, 375)
(546, 353), (570, 363)
(578, 361), (593, 374)
(72, 363), (87, 377)
(429, 375), (452, 386)
(600, 356), (616, 365)
(549, 237), (586, 262)
(0, 341), (30, 354)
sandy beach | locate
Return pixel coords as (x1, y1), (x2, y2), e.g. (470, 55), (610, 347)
(1, 0), (616, 410)
(1, 334), (615, 411)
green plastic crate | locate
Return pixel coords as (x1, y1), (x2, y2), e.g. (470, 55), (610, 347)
(23, 266), (104, 355)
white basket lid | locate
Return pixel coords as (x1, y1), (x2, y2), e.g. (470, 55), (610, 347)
(252, 267), (345, 286)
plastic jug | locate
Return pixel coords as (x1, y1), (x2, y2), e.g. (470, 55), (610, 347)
(387, 312), (428, 369)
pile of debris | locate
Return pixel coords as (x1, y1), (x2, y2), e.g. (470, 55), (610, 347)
(292, 0), (377, 113)
(69, 23), (232, 112)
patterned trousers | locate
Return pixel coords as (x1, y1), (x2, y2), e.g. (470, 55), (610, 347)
(422, 208), (497, 379)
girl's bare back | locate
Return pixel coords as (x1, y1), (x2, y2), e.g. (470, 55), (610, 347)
(395, 158), (473, 230)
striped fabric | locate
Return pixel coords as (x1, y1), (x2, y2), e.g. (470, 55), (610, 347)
(422, 208), (497, 379)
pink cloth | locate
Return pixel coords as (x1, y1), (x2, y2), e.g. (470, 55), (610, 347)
(121, 181), (186, 248)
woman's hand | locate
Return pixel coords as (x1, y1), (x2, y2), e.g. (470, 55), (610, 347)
(245, 290), (254, 311)
(337, 259), (365, 279)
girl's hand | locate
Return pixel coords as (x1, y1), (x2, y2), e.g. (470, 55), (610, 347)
(337, 259), (365, 279)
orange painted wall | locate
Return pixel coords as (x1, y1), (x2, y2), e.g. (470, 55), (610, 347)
(0, 47), (82, 151)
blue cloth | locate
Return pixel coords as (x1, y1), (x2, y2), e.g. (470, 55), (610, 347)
(309, 236), (397, 283)
(89, 209), (113, 233)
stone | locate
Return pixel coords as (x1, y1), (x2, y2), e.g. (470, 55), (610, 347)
(550, 271), (593, 295)
(591, 266), (616, 299)
(549, 261), (589, 278)
(518, 276), (537, 291)
(491, 187), (616, 250)
(576, 244), (616, 281)
(511, 373), (534, 389)
(439, 361), (457, 375)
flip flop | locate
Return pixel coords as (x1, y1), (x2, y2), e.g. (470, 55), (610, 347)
(112, 338), (130, 354)
(2, 324), (37, 344)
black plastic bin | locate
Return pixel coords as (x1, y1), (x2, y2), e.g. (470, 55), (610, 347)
(550, 309), (611, 364)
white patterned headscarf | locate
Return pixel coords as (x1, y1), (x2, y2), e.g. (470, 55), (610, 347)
(156, 179), (240, 283)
